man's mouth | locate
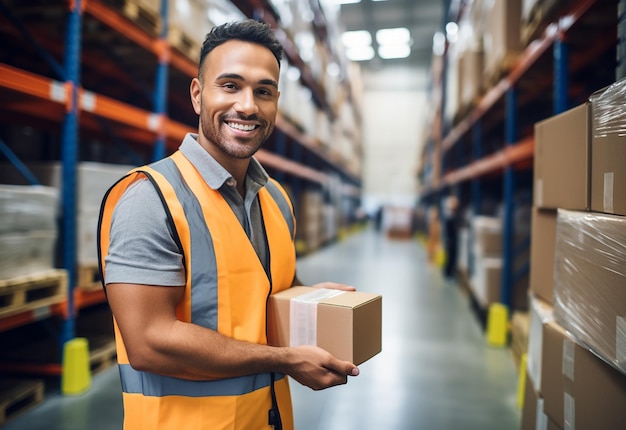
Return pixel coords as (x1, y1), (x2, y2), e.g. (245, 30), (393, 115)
(226, 121), (259, 132)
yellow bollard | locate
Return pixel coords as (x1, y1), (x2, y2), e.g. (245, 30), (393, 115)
(486, 303), (509, 347)
(61, 337), (91, 395)
(517, 353), (528, 410)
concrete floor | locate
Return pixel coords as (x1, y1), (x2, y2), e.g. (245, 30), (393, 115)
(2, 226), (521, 429)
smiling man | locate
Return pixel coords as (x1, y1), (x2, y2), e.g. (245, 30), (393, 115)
(97, 19), (358, 430)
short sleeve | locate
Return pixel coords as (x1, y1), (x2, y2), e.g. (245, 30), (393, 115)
(104, 178), (185, 286)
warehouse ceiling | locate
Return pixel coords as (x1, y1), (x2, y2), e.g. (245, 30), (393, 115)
(334, 0), (447, 73)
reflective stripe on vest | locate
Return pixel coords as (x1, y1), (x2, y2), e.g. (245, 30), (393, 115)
(119, 364), (286, 397)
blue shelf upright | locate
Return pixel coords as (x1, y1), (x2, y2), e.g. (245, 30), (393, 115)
(153, 0), (170, 162)
(500, 89), (518, 310)
(60, 0), (83, 345)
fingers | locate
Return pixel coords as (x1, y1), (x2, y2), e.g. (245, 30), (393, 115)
(288, 346), (359, 390)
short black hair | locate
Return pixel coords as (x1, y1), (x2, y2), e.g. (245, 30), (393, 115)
(198, 19), (283, 78)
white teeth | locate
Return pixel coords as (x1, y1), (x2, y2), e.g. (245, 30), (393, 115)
(227, 122), (256, 131)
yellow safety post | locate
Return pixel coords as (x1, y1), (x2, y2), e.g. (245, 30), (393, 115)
(486, 302), (509, 347)
(517, 353), (528, 409)
(61, 337), (91, 395)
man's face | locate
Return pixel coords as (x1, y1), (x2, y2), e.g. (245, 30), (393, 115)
(191, 40), (280, 160)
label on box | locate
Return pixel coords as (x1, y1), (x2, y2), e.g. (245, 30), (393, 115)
(562, 338), (575, 381)
(616, 316), (626, 368)
(536, 398), (547, 430)
(289, 289), (345, 347)
(604, 172), (614, 213)
(564, 392), (575, 430)
(535, 179), (544, 207)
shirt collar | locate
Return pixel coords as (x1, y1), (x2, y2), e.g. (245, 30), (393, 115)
(178, 133), (269, 190)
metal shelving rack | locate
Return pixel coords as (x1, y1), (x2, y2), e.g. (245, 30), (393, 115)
(420, 0), (617, 312)
(0, 0), (362, 374)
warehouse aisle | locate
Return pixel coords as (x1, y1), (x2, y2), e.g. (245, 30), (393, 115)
(3, 226), (521, 430)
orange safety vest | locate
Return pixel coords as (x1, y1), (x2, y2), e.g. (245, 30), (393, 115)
(98, 151), (296, 430)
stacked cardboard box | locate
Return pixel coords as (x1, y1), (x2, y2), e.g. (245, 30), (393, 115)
(469, 216), (502, 308)
(523, 79), (626, 429)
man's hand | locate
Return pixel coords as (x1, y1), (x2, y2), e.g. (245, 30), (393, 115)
(285, 345), (359, 390)
(310, 281), (356, 292)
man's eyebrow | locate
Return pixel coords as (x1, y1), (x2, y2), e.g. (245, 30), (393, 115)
(217, 73), (278, 89)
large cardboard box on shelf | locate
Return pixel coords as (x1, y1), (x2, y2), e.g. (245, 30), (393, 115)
(541, 319), (626, 429)
(521, 372), (557, 430)
(533, 103), (591, 211)
(483, 0), (523, 82)
(553, 209), (626, 375)
(529, 208), (557, 304)
(471, 216), (502, 257)
(469, 256), (502, 307)
(469, 255), (529, 311)
(267, 286), (382, 366)
(457, 48), (485, 110)
(590, 81), (626, 216)
(526, 294), (553, 395)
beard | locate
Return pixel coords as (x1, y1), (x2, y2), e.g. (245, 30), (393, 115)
(199, 106), (273, 160)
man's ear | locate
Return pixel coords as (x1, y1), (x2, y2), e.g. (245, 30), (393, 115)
(190, 78), (202, 115)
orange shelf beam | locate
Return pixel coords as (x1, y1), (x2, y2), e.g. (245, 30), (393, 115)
(0, 63), (66, 103)
(442, 137), (534, 186)
(255, 149), (328, 185)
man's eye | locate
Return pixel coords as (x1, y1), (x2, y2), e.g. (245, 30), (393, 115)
(223, 83), (237, 90)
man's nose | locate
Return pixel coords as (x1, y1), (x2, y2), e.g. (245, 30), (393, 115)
(234, 88), (259, 115)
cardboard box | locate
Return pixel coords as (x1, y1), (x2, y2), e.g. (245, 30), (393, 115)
(533, 103), (591, 210)
(521, 369), (563, 430)
(483, 0), (523, 80)
(526, 295), (553, 394)
(267, 286), (382, 366)
(529, 208), (557, 303)
(590, 81), (626, 216)
(472, 216), (502, 257)
(553, 209), (626, 374)
(470, 256), (502, 307)
(541, 319), (626, 429)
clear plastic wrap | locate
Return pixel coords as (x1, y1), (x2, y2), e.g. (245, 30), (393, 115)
(590, 79), (626, 216)
(590, 79), (626, 139)
(0, 184), (58, 233)
(553, 209), (626, 375)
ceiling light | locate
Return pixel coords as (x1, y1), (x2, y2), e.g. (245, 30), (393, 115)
(346, 46), (375, 61)
(432, 31), (446, 55)
(341, 30), (372, 48)
(445, 22), (458, 43)
(323, 0), (360, 4)
(376, 27), (410, 46)
(378, 44), (411, 59)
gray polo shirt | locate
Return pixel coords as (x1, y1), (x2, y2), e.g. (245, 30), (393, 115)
(104, 133), (270, 286)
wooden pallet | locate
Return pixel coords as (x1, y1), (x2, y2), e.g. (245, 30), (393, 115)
(0, 336), (117, 376)
(0, 270), (67, 319)
(103, 0), (162, 37)
(77, 265), (102, 290)
(521, 0), (568, 45)
(89, 336), (117, 375)
(168, 26), (201, 63)
(0, 378), (44, 425)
